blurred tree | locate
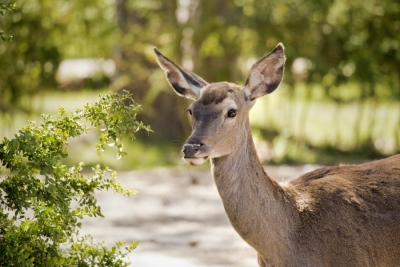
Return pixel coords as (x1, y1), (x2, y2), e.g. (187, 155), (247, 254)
(0, 1), (59, 111)
(0, 1), (17, 42)
(178, 0), (400, 98)
(0, 0), (117, 112)
(113, 0), (192, 140)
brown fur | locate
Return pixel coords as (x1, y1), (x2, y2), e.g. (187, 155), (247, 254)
(200, 83), (230, 105)
(154, 44), (400, 267)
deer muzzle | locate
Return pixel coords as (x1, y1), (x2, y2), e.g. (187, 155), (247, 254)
(182, 143), (202, 158)
(181, 142), (208, 165)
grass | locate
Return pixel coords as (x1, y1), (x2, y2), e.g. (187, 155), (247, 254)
(66, 135), (182, 171)
(250, 83), (400, 164)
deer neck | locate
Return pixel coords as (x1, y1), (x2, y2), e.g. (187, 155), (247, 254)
(210, 119), (298, 257)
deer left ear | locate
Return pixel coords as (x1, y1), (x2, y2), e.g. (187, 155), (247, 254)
(154, 48), (208, 100)
(243, 43), (286, 101)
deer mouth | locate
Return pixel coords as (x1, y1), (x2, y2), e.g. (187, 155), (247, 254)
(183, 156), (208, 166)
(181, 142), (208, 165)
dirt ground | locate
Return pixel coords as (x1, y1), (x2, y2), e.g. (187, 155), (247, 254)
(81, 165), (319, 267)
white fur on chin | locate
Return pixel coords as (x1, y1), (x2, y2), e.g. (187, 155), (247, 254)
(183, 157), (208, 166)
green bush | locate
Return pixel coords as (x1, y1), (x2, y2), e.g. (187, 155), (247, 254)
(0, 91), (151, 266)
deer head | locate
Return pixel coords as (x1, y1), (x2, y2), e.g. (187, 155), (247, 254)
(154, 44), (286, 165)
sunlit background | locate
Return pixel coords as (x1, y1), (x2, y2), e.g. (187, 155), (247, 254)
(1, 1), (400, 266)
(1, 0), (399, 168)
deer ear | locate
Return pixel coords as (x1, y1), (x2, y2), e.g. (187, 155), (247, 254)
(154, 48), (208, 100)
(243, 43), (286, 101)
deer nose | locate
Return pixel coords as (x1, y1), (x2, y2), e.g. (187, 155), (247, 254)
(182, 143), (203, 158)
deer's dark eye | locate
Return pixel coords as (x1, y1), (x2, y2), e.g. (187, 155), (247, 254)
(227, 109), (237, 118)
(187, 109), (193, 116)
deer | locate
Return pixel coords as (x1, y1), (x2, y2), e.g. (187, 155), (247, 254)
(153, 43), (400, 267)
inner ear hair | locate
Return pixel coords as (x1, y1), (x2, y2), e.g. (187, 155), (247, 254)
(154, 47), (208, 99)
(244, 43), (286, 101)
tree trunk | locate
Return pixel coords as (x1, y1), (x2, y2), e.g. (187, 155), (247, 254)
(113, 0), (190, 140)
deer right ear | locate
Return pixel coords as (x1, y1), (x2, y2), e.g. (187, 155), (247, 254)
(243, 43), (286, 101)
(154, 48), (208, 100)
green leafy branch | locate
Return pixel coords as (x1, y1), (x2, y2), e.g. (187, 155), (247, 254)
(0, 91), (150, 266)
(0, 1), (17, 42)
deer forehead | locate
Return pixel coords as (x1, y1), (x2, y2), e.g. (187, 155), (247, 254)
(198, 82), (241, 106)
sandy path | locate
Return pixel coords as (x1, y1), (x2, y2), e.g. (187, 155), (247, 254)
(81, 165), (319, 267)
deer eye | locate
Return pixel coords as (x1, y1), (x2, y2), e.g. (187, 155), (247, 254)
(187, 109), (193, 116)
(227, 109), (237, 118)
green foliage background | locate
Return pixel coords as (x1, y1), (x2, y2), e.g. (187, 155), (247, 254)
(1, 0), (399, 163)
